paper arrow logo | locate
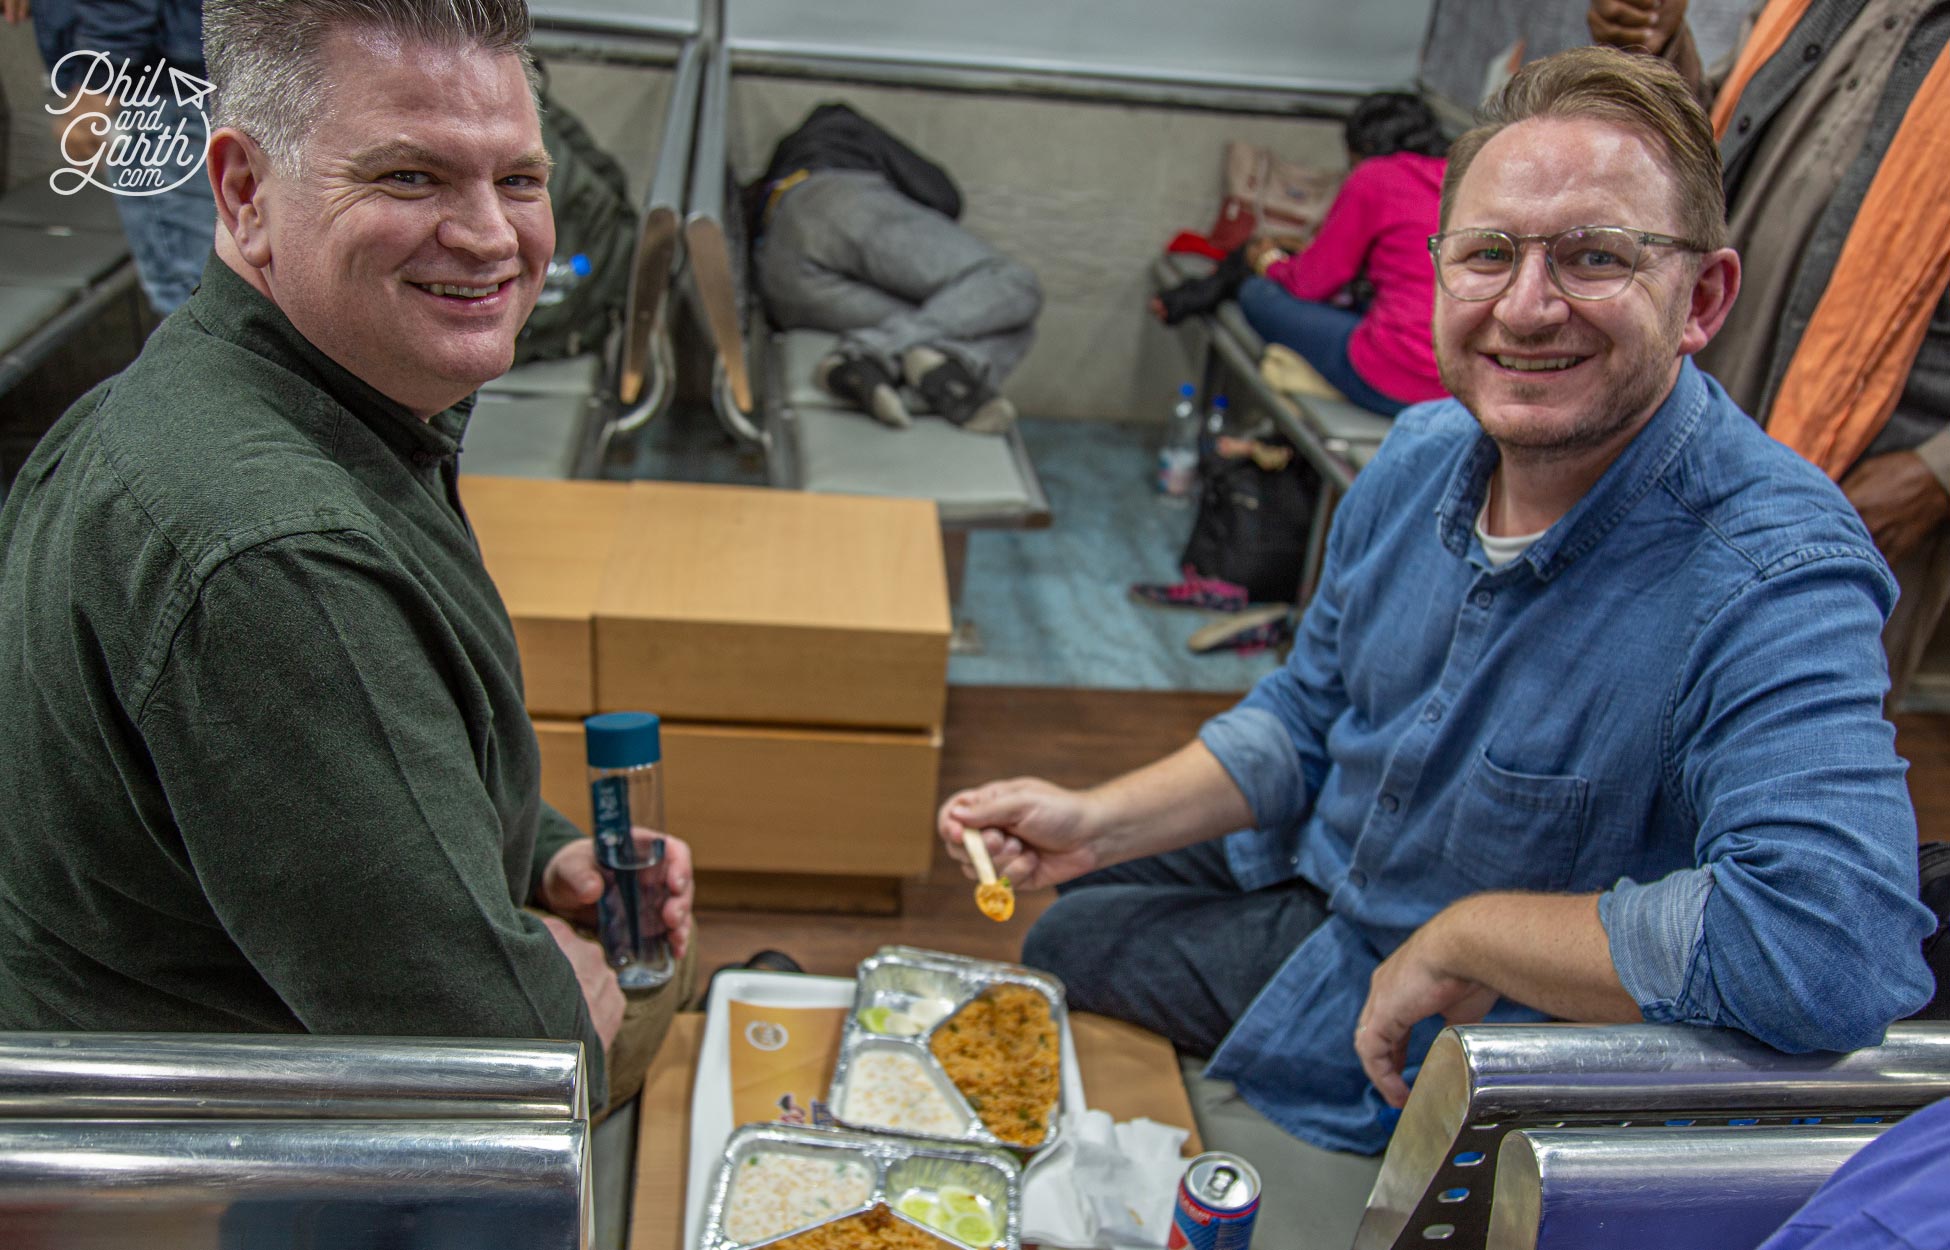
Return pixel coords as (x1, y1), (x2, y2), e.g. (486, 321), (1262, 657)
(168, 66), (215, 111)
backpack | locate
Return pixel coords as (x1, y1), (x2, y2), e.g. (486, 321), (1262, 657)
(515, 91), (637, 365)
(1179, 436), (1321, 604)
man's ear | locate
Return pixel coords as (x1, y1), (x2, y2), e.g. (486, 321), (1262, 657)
(207, 127), (275, 269)
(1678, 247), (1741, 356)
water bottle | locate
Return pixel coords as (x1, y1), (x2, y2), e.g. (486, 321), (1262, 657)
(1204, 394), (1232, 448)
(535, 252), (593, 308)
(1156, 383), (1200, 497)
(583, 711), (674, 991)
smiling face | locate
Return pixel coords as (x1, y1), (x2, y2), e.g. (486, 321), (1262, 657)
(1434, 116), (1709, 462)
(245, 30), (553, 415)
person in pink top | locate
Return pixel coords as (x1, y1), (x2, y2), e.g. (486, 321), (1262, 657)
(1239, 93), (1449, 415)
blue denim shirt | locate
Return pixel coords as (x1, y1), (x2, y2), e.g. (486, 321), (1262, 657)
(1198, 360), (1937, 1154)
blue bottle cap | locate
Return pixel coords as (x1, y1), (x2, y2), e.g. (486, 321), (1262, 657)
(584, 711), (661, 768)
(571, 253), (592, 277)
(1179, 383), (1196, 397)
(1213, 395), (1229, 409)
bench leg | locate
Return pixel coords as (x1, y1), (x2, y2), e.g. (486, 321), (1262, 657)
(943, 529), (983, 655)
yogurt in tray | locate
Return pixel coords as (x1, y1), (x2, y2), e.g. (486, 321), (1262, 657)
(698, 1123), (1022, 1250)
(828, 946), (1068, 1154)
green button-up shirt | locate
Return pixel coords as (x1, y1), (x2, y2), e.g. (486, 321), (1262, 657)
(0, 259), (602, 1096)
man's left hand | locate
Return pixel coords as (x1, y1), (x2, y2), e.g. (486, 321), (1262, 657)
(1355, 916), (1498, 1109)
(540, 832), (694, 960)
(1841, 451), (1950, 566)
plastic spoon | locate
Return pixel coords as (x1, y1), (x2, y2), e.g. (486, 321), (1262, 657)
(961, 829), (1015, 922)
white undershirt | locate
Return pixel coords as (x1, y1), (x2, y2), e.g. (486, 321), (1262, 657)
(1475, 502), (1547, 567)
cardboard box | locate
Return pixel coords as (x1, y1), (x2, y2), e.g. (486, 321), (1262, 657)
(595, 483), (951, 732)
(533, 717), (942, 878)
(461, 476), (630, 718)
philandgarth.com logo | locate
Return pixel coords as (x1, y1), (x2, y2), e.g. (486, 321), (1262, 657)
(46, 52), (215, 198)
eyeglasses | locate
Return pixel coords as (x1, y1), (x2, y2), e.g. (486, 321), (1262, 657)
(1427, 226), (1708, 303)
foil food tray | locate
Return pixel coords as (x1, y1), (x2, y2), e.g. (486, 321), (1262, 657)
(828, 946), (1068, 1155)
(697, 1122), (1022, 1250)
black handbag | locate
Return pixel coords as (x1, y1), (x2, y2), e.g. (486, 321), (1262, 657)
(1179, 437), (1320, 604)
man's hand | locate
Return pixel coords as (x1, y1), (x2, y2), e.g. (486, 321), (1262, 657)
(539, 832), (694, 960)
(1355, 914), (1498, 1109)
(938, 779), (1105, 893)
(52, 91), (116, 165)
(4, 1), (31, 27)
(1588, 0), (1688, 54)
(539, 914), (625, 1050)
(1842, 451), (1950, 565)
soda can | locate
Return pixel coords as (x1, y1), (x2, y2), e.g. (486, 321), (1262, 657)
(1166, 1151), (1260, 1249)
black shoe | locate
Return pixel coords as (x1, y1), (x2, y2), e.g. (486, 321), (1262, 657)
(1155, 247), (1252, 325)
(902, 347), (999, 427)
(818, 352), (910, 428)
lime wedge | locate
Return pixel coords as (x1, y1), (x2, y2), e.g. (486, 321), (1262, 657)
(950, 1211), (998, 1245)
(924, 1203), (954, 1232)
(896, 1193), (938, 1223)
(938, 1187), (983, 1217)
(859, 1006), (893, 1033)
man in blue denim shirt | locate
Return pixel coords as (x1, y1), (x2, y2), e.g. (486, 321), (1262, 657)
(940, 47), (1937, 1155)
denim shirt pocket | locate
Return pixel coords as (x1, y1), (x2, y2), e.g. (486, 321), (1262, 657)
(1442, 749), (1590, 893)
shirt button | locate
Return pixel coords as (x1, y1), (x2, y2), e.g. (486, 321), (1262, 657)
(1737, 115), (1753, 134)
(1884, 13), (1900, 28)
(1473, 590), (1493, 608)
(1379, 793), (1400, 813)
(1348, 869), (1369, 889)
(1845, 76), (1859, 90)
(1802, 42), (1821, 62)
(1423, 702), (1443, 723)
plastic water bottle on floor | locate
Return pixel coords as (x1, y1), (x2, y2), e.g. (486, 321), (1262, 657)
(1203, 394), (1231, 450)
(1157, 383), (1199, 497)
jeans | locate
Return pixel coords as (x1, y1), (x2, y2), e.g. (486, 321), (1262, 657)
(1021, 839), (1331, 1058)
(1236, 276), (1405, 416)
(107, 91), (216, 314)
(756, 170), (1041, 386)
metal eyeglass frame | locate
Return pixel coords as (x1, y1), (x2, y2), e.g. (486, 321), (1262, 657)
(1427, 226), (1710, 302)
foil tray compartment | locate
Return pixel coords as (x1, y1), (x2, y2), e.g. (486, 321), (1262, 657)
(828, 946), (1068, 1155)
(697, 1122), (1021, 1250)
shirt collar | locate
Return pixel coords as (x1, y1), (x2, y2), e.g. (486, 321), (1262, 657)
(183, 257), (474, 462)
(1435, 358), (1710, 580)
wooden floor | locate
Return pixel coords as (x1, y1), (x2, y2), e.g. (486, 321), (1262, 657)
(693, 687), (1950, 980)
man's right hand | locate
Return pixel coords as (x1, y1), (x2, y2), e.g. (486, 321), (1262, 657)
(1588, 0), (1688, 54)
(52, 91), (116, 165)
(540, 914), (624, 1052)
(937, 779), (1106, 893)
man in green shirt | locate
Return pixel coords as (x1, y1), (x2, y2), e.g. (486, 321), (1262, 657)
(0, 0), (693, 1109)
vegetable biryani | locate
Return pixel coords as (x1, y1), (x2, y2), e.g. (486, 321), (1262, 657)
(765, 1204), (957, 1250)
(928, 983), (1058, 1146)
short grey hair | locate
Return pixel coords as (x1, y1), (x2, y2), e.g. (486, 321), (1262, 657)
(203, 0), (542, 170)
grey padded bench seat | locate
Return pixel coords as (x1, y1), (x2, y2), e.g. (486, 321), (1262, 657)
(463, 354), (609, 480)
(763, 329), (1050, 529)
(0, 178), (137, 399)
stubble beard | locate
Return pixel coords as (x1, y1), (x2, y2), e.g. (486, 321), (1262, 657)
(1440, 306), (1686, 467)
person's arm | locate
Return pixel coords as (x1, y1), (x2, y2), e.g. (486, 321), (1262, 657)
(1261, 161), (1384, 303)
(1356, 892), (1638, 1106)
(1606, 555), (1935, 1051)
(939, 741), (1252, 892)
(139, 532), (610, 1092)
(1843, 439), (1950, 566)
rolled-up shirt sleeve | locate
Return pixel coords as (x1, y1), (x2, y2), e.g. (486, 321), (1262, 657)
(1605, 550), (1935, 1052)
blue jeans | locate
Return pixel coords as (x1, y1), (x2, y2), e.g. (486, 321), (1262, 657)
(107, 92), (216, 314)
(1236, 277), (1405, 417)
(1021, 840), (1330, 1057)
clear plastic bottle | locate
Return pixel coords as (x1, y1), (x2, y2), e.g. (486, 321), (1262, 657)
(1203, 394), (1232, 448)
(534, 252), (593, 308)
(583, 711), (674, 991)
(1156, 383), (1200, 497)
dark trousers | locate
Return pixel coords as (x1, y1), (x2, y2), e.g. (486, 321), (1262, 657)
(1022, 840), (1330, 1057)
